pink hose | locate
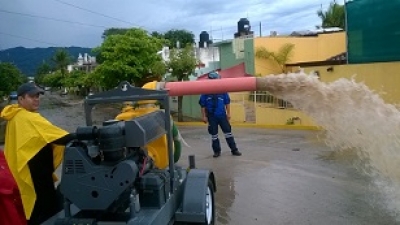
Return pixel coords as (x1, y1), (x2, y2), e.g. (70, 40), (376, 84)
(163, 77), (257, 96)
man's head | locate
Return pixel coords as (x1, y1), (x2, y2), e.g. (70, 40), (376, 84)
(17, 82), (44, 112)
(208, 72), (220, 80)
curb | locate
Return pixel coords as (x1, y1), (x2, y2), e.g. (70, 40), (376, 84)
(174, 122), (321, 130)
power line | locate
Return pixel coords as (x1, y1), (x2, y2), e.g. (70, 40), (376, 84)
(207, 4), (327, 40)
(0, 31), (60, 46)
(52, 0), (146, 29)
(0, 1), (335, 47)
(1, 1), (332, 35)
(0, 9), (108, 29)
(200, 3), (331, 35)
(51, 0), (330, 36)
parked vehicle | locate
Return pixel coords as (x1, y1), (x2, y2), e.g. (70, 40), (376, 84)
(9, 92), (17, 101)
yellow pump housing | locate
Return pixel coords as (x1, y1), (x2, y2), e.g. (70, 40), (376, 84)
(115, 81), (180, 169)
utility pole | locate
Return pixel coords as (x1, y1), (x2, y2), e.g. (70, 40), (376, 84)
(259, 22), (262, 37)
(344, 0), (349, 64)
(210, 25), (215, 71)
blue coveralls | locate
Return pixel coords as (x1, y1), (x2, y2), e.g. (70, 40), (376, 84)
(199, 93), (239, 154)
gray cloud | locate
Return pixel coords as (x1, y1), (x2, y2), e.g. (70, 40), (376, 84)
(0, 0), (334, 49)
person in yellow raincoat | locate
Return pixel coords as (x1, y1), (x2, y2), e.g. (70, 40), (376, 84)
(1, 83), (77, 225)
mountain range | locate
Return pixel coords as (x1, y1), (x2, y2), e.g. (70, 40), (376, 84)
(0, 47), (93, 76)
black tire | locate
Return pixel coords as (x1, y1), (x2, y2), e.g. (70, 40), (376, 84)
(187, 179), (215, 225)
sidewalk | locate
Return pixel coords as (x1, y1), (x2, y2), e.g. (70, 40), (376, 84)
(175, 121), (321, 130)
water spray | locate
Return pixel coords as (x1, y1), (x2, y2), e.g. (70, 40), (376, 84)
(155, 71), (400, 218)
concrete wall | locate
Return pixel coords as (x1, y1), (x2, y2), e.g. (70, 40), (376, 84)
(254, 32), (346, 76)
(256, 108), (317, 126)
(219, 42), (245, 70)
(195, 47), (220, 67)
(181, 94), (247, 123)
(303, 61), (400, 105)
(178, 91), (319, 126)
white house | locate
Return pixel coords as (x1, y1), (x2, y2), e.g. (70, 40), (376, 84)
(67, 53), (97, 73)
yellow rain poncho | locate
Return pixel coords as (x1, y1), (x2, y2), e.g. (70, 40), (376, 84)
(0, 104), (68, 219)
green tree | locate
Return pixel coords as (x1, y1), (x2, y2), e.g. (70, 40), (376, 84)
(166, 45), (198, 122)
(317, 1), (345, 29)
(93, 28), (165, 89)
(150, 61), (167, 77)
(0, 62), (25, 97)
(151, 31), (170, 46)
(144, 60), (167, 84)
(97, 28), (131, 63)
(163, 29), (195, 49)
(61, 69), (93, 95)
(151, 31), (164, 39)
(35, 61), (52, 85)
(255, 43), (295, 73)
(81, 72), (101, 93)
(62, 69), (86, 88)
(101, 28), (130, 39)
(42, 71), (63, 88)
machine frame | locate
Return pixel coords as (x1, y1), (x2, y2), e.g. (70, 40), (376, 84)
(54, 81), (216, 225)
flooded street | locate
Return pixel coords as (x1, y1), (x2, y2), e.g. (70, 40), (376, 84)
(177, 127), (398, 225)
(37, 93), (399, 225)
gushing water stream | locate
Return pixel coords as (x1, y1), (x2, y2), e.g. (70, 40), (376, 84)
(258, 72), (400, 217)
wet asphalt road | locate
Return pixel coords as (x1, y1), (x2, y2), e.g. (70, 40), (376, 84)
(177, 127), (399, 225)
(35, 93), (400, 224)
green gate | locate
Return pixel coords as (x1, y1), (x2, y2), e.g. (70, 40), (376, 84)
(346, 0), (400, 63)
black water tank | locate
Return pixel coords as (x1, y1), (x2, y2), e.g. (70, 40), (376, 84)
(238, 18), (250, 33)
(199, 31), (210, 48)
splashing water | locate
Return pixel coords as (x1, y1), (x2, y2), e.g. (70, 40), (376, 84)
(258, 71), (400, 216)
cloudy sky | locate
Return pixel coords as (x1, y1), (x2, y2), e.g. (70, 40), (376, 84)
(0, 0), (338, 50)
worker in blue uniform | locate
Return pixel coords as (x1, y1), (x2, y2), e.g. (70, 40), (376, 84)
(199, 72), (242, 158)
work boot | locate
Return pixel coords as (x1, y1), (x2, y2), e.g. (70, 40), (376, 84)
(231, 150), (242, 156)
(213, 152), (221, 158)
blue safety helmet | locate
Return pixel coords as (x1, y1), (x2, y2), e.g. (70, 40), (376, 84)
(208, 72), (220, 79)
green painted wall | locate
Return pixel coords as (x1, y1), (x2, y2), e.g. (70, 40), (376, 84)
(244, 39), (255, 75)
(219, 43), (244, 70)
(182, 95), (202, 120)
(347, 0), (400, 63)
(218, 39), (255, 75)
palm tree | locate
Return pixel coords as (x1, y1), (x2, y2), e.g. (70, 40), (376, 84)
(317, 1), (345, 29)
(51, 48), (71, 93)
(52, 49), (71, 78)
(255, 43), (295, 108)
(255, 43), (295, 74)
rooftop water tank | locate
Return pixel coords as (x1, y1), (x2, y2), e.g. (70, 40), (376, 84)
(238, 18), (250, 33)
(199, 31), (210, 48)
